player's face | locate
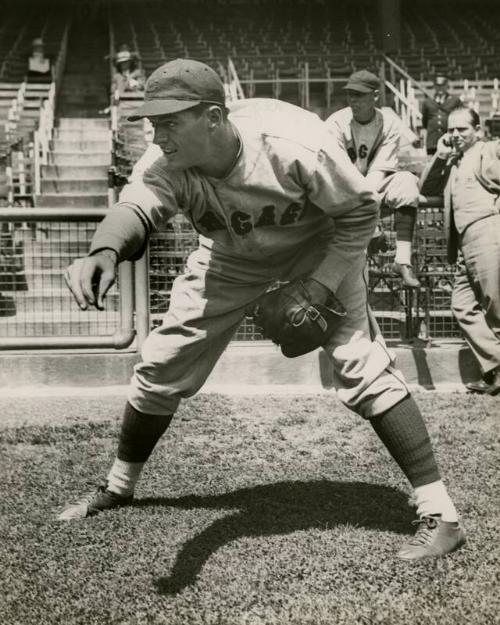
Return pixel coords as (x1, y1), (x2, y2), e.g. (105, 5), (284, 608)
(446, 109), (478, 153)
(346, 90), (377, 123)
(150, 108), (212, 170)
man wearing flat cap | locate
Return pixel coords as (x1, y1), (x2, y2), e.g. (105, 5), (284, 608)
(58, 59), (465, 562)
(325, 69), (422, 288)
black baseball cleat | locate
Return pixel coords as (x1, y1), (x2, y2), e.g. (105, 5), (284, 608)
(57, 485), (133, 521)
(390, 262), (421, 288)
(397, 515), (466, 560)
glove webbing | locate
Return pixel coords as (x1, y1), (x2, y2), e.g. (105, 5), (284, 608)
(288, 281), (329, 333)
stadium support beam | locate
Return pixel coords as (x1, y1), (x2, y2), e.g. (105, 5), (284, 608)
(378, 0), (401, 54)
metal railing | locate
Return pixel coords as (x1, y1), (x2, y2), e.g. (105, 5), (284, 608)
(225, 57), (245, 101)
(0, 207), (150, 350)
(379, 56), (427, 134)
(32, 17), (71, 195)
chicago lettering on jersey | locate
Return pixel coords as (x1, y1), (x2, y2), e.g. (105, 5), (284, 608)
(195, 201), (308, 235)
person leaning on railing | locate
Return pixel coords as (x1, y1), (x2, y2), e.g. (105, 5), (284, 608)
(420, 106), (500, 395)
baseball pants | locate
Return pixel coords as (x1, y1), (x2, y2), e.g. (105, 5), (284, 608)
(451, 214), (500, 375)
(378, 171), (420, 212)
(128, 236), (410, 417)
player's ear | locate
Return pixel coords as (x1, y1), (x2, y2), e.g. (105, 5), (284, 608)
(373, 90), (380, 103)
(206, 105), (224, 129)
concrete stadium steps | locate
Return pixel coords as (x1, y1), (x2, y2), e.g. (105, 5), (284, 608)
(24, 252), (81, 271)
(41, 178), (108, 193)
(47, 152), (111, 166)
(23, 269), (78, 290)
(17, 228), (97, 247)
(36, 117), (111, 209)
(57, 118), (110, 130)
(41, 165), (110, 179)
(52, 130), (110, 142)
(0, 310), (121, 337)
(36, 193), (109, 207)
(51, 139), (111, 152)
(11, 289), (120, 312)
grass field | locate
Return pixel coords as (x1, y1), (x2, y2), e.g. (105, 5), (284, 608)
(0, 391), (499, 625)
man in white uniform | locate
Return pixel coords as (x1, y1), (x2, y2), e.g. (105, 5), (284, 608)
(326, 70), (421, 288)
(58, 59), (465, 561)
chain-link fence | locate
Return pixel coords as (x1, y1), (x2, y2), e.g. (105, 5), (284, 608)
(0, 205), (462, 345)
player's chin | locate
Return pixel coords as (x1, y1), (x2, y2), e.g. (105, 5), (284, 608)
(164, 153), (190, 170)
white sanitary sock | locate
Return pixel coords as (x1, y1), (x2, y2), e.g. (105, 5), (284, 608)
(106, 458), (144, 497)
(414, 480), (458, 522)
(394, 240), (412, 265)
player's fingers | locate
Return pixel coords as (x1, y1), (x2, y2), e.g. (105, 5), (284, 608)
(79, 261), (99, 308)
(64, 260), (89, 310)
(95, 267), (116, 310)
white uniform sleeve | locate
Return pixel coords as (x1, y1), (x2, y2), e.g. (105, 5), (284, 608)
(89, 145), (180, 261)
(306, 142), (380, 291)
(324, 115), (350, 152)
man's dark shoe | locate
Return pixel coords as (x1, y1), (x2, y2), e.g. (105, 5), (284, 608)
(466, 379), (493, 394)
(390, 262), (421, 288)
(488, 369), (500, 396)
(397, 515), (466, 560)
(466, 369), (500, 395)
(57, 485), (133, 521)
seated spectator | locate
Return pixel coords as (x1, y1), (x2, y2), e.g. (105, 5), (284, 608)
(27, 38), (52, 83)
(112, 47), (145, 96)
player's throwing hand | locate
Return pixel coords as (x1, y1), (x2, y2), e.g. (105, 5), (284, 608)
(64, 250), (118, 310)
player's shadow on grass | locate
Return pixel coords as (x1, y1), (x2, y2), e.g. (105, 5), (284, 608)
(135, 479), (413, 596)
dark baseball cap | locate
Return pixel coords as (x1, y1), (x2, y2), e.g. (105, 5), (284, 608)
(127, 59), (226, 121)
(343, 70), (380, 93)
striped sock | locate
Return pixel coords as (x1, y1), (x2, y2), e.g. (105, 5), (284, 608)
(370, 395), (441, 487)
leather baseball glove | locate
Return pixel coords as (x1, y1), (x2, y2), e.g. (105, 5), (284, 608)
(249, 277), (347, 358)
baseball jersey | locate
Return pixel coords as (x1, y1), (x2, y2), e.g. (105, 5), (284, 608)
(90, 98), (379, 291)
(325, 106), (402, 176)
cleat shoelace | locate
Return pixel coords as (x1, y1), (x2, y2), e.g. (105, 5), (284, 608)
(407, 515), (440, 546)
(65, 485), (107, 508)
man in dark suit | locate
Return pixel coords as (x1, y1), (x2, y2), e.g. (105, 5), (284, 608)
(420, 76), (462, 155)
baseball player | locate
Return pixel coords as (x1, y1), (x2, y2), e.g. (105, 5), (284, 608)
(325, 70), (421, 288)
(58, 59), (465, 561)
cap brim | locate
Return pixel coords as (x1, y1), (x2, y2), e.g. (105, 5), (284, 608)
(127, 99), (201, 121)
(343, 84), (375, 93)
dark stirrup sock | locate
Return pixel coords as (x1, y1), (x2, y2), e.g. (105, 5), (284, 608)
(117, 401), (173, 462)
(394, 206), (417, 242)
(369, 395), (441, 487)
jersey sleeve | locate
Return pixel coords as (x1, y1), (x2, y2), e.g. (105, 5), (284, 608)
(89, 144), (180, 261)
(324, 114), (350, 152)
(305, 140), (380, 291)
